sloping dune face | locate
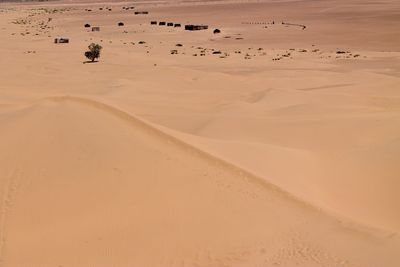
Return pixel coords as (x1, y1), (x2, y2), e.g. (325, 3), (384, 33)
(0, 97), (399, 267)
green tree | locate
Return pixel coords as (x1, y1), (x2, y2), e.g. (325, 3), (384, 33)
(84, 43), (102, 62)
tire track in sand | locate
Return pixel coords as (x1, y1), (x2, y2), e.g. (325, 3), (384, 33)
(0, 167), (22, 265)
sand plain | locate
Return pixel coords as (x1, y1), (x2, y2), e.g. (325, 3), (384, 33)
(0, 0), (400, 266)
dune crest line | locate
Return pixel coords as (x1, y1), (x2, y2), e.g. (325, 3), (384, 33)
(39, 95), (391, 235)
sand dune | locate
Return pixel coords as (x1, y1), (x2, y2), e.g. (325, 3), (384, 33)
(0, 96), (399, 267)
(1, 0), (400, 265)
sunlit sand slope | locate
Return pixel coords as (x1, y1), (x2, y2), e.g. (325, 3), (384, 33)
(0, 97), (399, 267)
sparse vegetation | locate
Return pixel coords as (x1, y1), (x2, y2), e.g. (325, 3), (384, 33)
(84, 43), (102, 62)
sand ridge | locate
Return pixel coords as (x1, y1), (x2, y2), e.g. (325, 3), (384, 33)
(1, 95), (399, 267)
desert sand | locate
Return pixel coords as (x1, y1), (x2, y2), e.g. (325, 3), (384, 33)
(0, 0), (400, 266)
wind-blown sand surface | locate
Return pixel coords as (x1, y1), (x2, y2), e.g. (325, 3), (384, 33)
(0, 0), (400, 266)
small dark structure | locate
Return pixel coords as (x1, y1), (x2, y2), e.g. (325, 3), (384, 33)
(84, 23), (91, 28)
(282, 22), (306, 30)
(159, 21), (166, 26)
(151, 21), (157, 25)
(99, 8), (103, 10)
(185, 24), (208, 31)
(174, 23), (181, 27)
(167, 22), (173, 27)
(54, 37), (69, 44)
(92, 26), (100, 32)
(118, 22), (124, 26)
(135, 11), (149, 15)
(213, 28), (221, 34)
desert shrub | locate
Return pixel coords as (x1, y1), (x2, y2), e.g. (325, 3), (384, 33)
(84, 43), (102, 62)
